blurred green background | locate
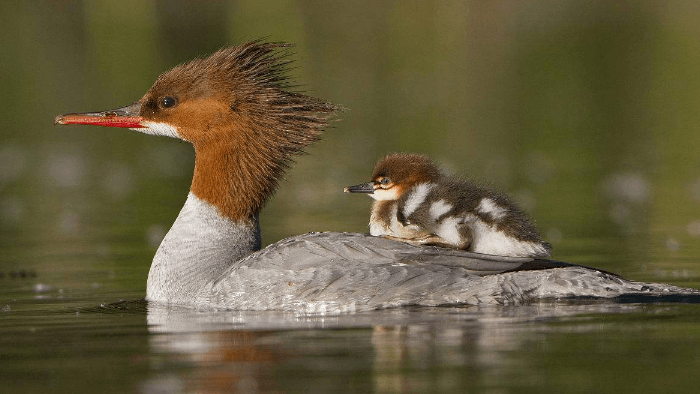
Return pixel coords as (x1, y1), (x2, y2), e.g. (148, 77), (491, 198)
(1, 0), (699, 292)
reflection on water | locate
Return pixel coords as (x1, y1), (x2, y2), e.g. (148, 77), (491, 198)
(141, 302), (662, 393)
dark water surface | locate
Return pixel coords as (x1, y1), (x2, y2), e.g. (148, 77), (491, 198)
(3, 1), (700, 393)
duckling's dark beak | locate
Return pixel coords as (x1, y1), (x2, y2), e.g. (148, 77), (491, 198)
(54, 102), (145, 129)
(344, 182), (375, 194)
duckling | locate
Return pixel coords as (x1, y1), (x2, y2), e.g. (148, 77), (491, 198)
(345, 153), (552, 258)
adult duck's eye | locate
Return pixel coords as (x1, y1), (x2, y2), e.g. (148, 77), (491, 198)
(160, 96), (177, 108)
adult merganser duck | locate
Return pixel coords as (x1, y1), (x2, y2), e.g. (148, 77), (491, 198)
(345, 153), (551, 258)
(55, 41), (700, 312)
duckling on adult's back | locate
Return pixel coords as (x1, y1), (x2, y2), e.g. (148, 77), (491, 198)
(55, 42), (700, 312)
(345, 153), (552, 258)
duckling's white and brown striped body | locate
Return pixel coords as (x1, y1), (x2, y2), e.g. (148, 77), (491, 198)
(347, 154), (551, 258)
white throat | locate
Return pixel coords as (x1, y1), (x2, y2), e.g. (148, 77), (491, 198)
(146, 192), (261, 304)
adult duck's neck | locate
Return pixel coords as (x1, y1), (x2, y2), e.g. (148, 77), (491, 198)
(146, 142), (275, 304)
(190, 141), (281, 222)
(146, 192), (261, 304)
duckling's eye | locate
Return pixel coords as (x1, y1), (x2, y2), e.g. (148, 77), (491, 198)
(380, 177), (391, 185)
(160, 96), (177, 109)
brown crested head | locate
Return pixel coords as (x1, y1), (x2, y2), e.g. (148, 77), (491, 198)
(55, 41), (338, 222)
(139, 41), (337, 150)
(369, 153), (442, 198)
(163, 41), (339, 220)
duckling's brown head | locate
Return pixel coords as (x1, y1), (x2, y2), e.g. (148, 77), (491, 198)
(345, 153), (442, 201)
